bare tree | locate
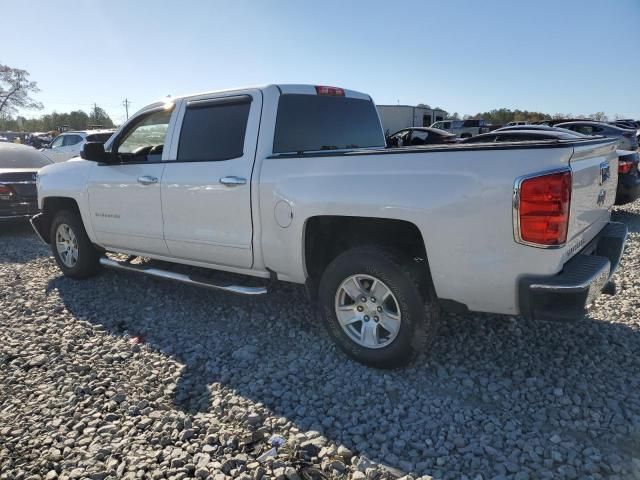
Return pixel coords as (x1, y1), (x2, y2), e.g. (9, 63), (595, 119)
(0, 64), (43, 117)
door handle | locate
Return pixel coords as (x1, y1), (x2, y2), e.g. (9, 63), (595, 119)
(220, 176), (247, 186)
(137, 175), (158, 185)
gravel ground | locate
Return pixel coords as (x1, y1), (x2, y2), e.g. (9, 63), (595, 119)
(1, 205), (639, 480)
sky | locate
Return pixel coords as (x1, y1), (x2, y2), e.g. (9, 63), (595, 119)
(2, 0), (639, 124)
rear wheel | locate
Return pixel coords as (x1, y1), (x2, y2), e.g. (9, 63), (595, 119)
(50, 210), (101, 278)
(318, 246), (440, 368)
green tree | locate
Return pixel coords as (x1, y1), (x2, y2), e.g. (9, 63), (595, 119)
(0, 64), (42, 117)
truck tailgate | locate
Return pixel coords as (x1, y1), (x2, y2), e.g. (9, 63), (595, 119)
(567, 139), (618, 250)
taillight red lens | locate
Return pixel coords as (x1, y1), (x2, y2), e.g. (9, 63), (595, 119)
(0, 184), (14, 199)
(315, 86), (345, 96)
(619, 160), (633, 174)
(623, 131), (634, 138)
(518, 171), (571, 246)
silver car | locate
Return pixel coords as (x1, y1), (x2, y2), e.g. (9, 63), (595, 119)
(556, 121), (638, 151)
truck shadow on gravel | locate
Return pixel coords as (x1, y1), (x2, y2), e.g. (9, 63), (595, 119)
(47, 266), (640, 478)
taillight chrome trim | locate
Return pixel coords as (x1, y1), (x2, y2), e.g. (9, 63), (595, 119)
(512, 167), (572, 249)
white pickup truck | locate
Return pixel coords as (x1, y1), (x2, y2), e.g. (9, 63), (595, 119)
(30, 84), (627, 367)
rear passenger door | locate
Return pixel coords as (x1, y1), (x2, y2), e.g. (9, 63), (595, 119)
(161, 90), (262, 268)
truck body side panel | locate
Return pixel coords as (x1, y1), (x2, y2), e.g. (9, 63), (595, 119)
(257, 144), (612, 315)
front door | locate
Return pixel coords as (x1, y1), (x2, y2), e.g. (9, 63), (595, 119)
(86, 106), (176, 255)
(161, 91), (261, 268)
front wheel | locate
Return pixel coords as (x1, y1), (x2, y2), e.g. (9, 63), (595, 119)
(318, 246), (440, 368)
(50, 210), (101, 278)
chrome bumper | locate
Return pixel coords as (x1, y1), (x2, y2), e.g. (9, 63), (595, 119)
(519, 222), (627, 321)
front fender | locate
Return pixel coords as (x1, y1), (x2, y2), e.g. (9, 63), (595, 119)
(37, 160), (98, 243)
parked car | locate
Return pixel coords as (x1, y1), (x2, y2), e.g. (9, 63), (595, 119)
(611, 120), (638, 130)
(0, 143), (53, 220)
(31, 83), (626, 367)
(615, 150), (640, 205)
(460, 130), (584, 143)
(494, 125), (589, 136)
(532, 118), (587, 126)
(41, 130), (115, 163)
(430, 119), (489, 138)
(386, 127), (458, 147)
(556, 121), (638, 151)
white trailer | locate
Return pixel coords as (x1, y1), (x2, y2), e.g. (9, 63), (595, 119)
(376, 105), (448, 136)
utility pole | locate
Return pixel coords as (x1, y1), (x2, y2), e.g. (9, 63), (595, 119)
(122, 98), (131, 120)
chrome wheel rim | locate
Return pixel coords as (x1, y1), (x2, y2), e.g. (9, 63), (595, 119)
(335, 274), (401, 349)
(56, 223), (79, 268)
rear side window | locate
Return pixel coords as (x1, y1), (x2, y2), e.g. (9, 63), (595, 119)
(63, 135), (83, 146)
(178, 97), (251, 161)
(273, 94), (384, 153)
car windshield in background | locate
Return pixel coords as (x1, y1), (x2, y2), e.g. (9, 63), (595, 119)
(86, 133), (113, 143)
(273, 94), (385, 153)
(0, 145), (52, 168)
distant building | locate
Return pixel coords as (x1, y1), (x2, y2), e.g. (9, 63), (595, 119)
(376, 105), (448, 136)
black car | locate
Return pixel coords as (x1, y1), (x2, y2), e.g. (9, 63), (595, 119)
(615, 150), (640, 205)
(0, 143), (53, 220)
(386, 127), (458, 147)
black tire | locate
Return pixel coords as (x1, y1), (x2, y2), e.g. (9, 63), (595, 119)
(318, 246), (440, 368)
(50, 209), (101, 279)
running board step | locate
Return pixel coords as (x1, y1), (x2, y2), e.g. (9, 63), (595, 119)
(99, 257), (268, 295)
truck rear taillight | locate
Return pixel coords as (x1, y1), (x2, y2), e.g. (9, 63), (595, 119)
(315, 86), (345, 96)
(619, 160), (634, 174)
(515, 170), (572, 247)
(0, 184), (14, 200)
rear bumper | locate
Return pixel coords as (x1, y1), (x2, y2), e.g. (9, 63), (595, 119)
(0, 199), (38, 219)
(519, 222), (627, 321)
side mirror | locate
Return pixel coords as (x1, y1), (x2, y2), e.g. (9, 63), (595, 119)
(81, 142), (110, 162)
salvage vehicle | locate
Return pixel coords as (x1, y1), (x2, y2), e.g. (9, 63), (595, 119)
(615, 150), (640, 205)
(0, 143), (52, 220)
(429, 119), (489, 138)
(556, 121), (638, 151)
(460, 130), (584, 143)
(386, 127), (458, 147)
(31, 84), (627, 367)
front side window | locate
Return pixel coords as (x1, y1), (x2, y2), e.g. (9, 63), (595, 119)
(388, 130), (409, 147)
(177, 97), (250, 162)
(116, 108), (172, 162)
(50, 136), (64, 148)
(273, 94), (384, 154)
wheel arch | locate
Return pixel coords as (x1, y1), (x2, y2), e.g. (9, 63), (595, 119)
(303, 215), (434, 301)
(37, 197), (82, 244)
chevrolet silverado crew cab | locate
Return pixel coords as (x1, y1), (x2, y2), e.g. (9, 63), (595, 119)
(31, 84), (627, 368)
